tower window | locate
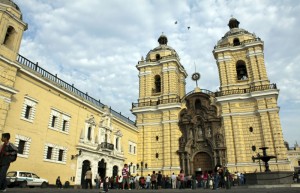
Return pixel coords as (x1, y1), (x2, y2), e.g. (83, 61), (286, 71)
(236, 60), (248, 80)
(156, 54), (161, 61)
(154, 75), (161, 93)
(233, 38), (240, 46)
(195, 99), (201, 110)
(3, 26), (16, 49)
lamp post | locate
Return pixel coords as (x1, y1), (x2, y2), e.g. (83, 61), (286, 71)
(140, 161), (148, 177)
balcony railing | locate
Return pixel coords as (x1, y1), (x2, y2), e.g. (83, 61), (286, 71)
(215, 84), (277, 97)
(132, 84), (277, 108)
(16, 54), (135, 125)
(100, 142), (114, 151)
(132, 96), (181, 108)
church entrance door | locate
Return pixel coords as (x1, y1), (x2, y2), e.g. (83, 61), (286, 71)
(193, 152), (213, 172)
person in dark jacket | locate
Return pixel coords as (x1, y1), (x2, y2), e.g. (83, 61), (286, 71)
(0, 133), (18, 192)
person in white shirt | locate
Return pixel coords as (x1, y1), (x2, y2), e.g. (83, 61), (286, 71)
(146, 174), (151, 189)
(134, 174), (140, 189)
(171, 173), (177, 189)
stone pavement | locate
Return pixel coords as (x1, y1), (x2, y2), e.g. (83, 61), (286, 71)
(4, 186), (300, 193)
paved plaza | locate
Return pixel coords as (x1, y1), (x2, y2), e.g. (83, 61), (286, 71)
(4, 186), (300, 193)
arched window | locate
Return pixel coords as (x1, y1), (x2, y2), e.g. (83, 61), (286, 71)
(156, 54), (161, 61)
(236, 60), (248, 80)
(3, 26), (16, 49)
(154, 75), (161, 93)
(233, 38), (240, 46)
(195, 99), (201, 110)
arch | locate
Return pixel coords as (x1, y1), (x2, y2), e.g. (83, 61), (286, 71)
(154, 75), (161, 93)
(156, 54), (161, 61)
(81, 160), (91, 188)
(3, 26), (16, 50)
(193, 152), (213, 172)
(236, 60), (248, 80)
(98, 159), (106, 179)
(113, 165), (118, 177)
(233, 38), (240, 46)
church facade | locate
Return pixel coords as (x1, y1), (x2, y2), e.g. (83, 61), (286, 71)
(0, 0), (292, 187)
(132, 19), (290, 174)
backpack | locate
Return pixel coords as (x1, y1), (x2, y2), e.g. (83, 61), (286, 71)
(7, 143), (18, 162)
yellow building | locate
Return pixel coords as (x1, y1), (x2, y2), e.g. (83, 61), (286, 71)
(0, 0), (293, 187)
(132, 18), (291, 175)
(0, 0), (138, 187)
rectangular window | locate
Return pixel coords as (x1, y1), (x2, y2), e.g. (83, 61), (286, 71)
(51, 116), (57, 128)
(46, 147), (53, 159)
(18, 140), (26, 154)
(62, 120), (68, 131)
(134, 146), (136, 154)
(129, 144), (132, 153)
(87, 127), (92, 141)
(24, 105), (32, 119)
(58, 149), (64, 161)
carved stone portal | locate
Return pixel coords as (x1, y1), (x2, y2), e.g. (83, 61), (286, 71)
(178, 92), (225, 175)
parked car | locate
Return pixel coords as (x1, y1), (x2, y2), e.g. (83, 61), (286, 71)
(6, 171), (48, 188)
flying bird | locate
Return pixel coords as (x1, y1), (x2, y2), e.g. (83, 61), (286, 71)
(187, 26), (190, 30)
(175, 21), (177, 24)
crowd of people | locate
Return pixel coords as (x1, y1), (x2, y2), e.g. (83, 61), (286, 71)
(82, 164), (247, 191)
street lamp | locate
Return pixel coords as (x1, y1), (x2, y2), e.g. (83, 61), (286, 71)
(140, 161), (148, 177)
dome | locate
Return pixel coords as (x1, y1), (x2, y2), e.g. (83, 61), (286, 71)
(216, 18), (257, 46)
(145, 34), (179, 60)
(0, 0), (20, 11)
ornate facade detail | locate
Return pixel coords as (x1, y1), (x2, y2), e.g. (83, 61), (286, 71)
(178, 92), (224, 174)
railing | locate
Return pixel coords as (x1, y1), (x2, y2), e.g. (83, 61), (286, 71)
(132, 96), (181, 108)
(100, 142), (114, 150)
(183, 89), (215, 99)
(17, 54), (135, 125)
(215, 84), (277, 97)
(132, 84), (277, 108)
(214, 37), (262, 49)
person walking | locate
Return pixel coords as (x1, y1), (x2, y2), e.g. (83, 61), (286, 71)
(0, 133), (18, 192)
(85, 168), (93, 189)
(171, 172), (177, 189)
(122, 164), (131, 190)
(56, 176), (63, 189)
(179, 169), (185, 189)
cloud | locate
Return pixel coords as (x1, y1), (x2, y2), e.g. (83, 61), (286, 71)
(15, 0), (300, 145)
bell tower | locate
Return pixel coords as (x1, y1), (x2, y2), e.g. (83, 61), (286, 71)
(213, 18), (290, 172)
(132, 34), (187, 174)
(0, 0), (27, 131)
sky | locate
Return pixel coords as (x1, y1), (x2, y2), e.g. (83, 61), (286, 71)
(14, 0), (299, 146)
